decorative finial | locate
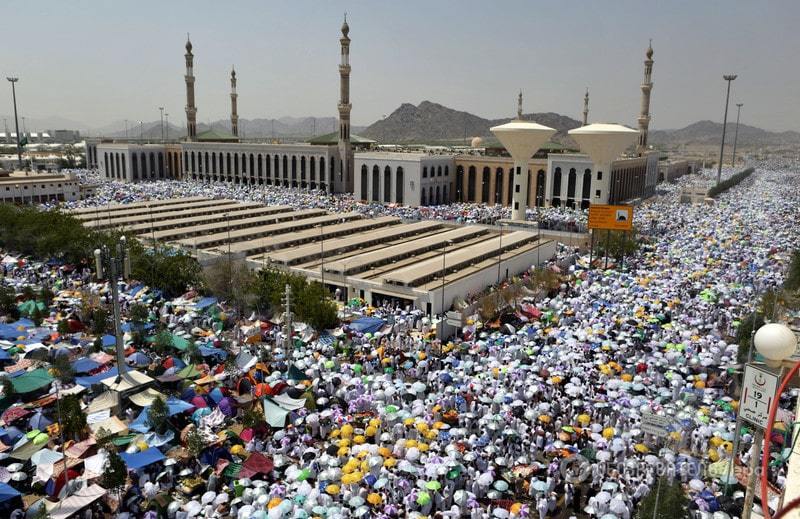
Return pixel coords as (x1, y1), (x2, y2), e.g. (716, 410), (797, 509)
(341, 12), (350, 37)
(585, 87), (589, 99)
(185, 33), (192, 53)
(231, 65), (236, 78)
(646, 39), (653, 59)
(517, 90), (523, 119)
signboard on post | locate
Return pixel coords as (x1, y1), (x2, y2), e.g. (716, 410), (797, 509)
(740, 363), (780, 429)
(588, 204), (634, 231)
(445, 311), (463, 328)
(641, 412), (672, 438)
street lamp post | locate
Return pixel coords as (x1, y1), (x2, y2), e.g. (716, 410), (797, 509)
(750, 323), (799, 519)
(124, 119), (129, 140)
(716, 74), (737, 185)
(6, 77), (23, 170)
(139, 121), (143, 142)
(165, 113), (169, 141)
(731, 103), (743, 168)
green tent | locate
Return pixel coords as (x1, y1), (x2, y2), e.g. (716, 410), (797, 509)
(17, 300), (46, 317)
(176, 364), (201, 379)
(11, 368), (53, 394)
(171, 335), (190, 351)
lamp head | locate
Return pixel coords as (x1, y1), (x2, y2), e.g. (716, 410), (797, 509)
(754, 323), (798, 367)
(723, 74), (738, 81)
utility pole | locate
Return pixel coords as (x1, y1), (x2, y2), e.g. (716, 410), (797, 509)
(6, 77), (23, 169)
(283, 284), (293, 350)
(94, 236), (131, 380)
(716, 74), (737, 185)
(731, 103), (743, 168)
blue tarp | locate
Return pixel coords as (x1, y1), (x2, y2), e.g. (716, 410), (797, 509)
(121, 322), (156, 333)
(71, 357), (101, 374)
(0, 427), (23, 445)
(130, 398), (195, 433)
(126, 352), (151, 366)
(119, 447), (165, 470)
(0, 350), (10, 361)
(101, 335), (116, 347)
(74, 367), (119, 387)
(348, 317), (385, 335)
(195, 297), (217, 310)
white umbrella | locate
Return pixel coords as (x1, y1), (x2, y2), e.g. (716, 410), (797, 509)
(689, 479), (706, 492)
(201, 491), (216, 505)
(10, 472), (26, 481)
(595, 491), (612, 503)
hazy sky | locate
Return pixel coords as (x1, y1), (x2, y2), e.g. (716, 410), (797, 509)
(2, 0), (799, 131)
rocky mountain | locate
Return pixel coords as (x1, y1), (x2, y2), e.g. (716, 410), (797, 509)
(360, 101), (583, 144)
(648, 120), (800, 148)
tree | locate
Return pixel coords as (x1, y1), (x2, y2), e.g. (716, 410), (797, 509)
(785, 250), (800, 292)
(186, 341), (203, 365)
(91, 307), (108, 337)
(57, 319), (71, 336)
(52, 354), (75, 384)
(147, 396), (169, 434)
(186, 426), (206, 457)
(635, 478), (689, 519)
(153, 329), (173, 355)
(202, 255), (256, 316)
(21, 285), (35, 301)
(128, 303), (149, 345)
(100, 449), (128, 501)
(132, 247), (202, 299)
(31, 305), (44, 326)
(242, 405), (264, 429)
(60, 394), (87, 441)
(1, 377), (13, 397)
(39, 286), (55, 306)
(0, 285), (19, 320)
(95, 426), (113, 448)
(593, 229), (640, 264)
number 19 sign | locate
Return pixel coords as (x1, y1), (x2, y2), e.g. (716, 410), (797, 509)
(740, 364), (779, 429)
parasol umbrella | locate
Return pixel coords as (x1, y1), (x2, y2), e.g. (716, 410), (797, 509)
(595, 491), (612, 503)
(425, 481), (441, 490)
(531, 480), (549, 492)
(349, 496), (365, 507)
(493, 480), (509, 492)
(610, 498), (628, 515)
(602, 481), (619, 492)
(689, 479), (706, 492)
(416, 491), (431, 505)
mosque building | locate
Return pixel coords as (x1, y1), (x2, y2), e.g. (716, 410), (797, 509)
(86, 27), (687, 208)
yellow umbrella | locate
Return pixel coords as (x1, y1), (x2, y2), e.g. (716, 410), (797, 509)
(403, 418), (415, 426)
(417, 442), (429, 452)
(268, 498), (282, 509)
(367, 493), (383, 506)
(365, 426), (377, 437)
(405, 439), (418, 448)
(341, 424), (354, 438)
(709, 436), (724, 447)
(424, 430), (438, 440)
(433, 421), (446, 430)
(368, 418), (381, 428)
(337, 446), (349, 457)
(634, 443), (649, 454)
(511, 503), (523, 515)
(621, 373), (633, 382)
(577, 414), (591, 425)
(326, 484), (341, 495)
(354, 435), (366, 445)
(602, 427), (615, 439)
(383, 458), (397, 468)
(538, 415), (552, 424)
(416, 422), (429, 433)
(378, 447), (392, 458)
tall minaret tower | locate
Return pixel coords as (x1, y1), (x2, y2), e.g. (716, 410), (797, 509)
(184, 35), (197, 141)
(582, 88), (589, 126)
(336, 14), (353, 193)
(230, 66), (239, 137)
(637, 40), (654, 154)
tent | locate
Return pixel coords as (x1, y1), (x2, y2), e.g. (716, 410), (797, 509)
(238, 452), (274, 479)
(176, 364), (201, 379)
(119, 447), (165, 470)
(49, 484), (107, 519)
(129, 398), (195, 433)
(348, 317), (385, 335)
(75, 367), (119, 387)
(129, 388), (166, 407)
(71, 357), (101, 374)
(101, 370), (153, 392)
(0, 482), (21, 512)
(88, 416), (128, 436)
(263, 399), (290, 428)
(171, 334), (190, 351)
(11, 368), (53, 394)
(86, 391), (120, 414)
(194, 297), (217, 310)
(199, 346), (227, 361)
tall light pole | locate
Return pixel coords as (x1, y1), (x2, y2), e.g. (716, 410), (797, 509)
(159, 107), (164, 142)
(6, 77), (23, 169)
(731, 103), (743, 168)
(165, 113), (169, 141)
(139, 121), (143, 142)
(716, 74), (737, 185)
(124, 119), (129, 140)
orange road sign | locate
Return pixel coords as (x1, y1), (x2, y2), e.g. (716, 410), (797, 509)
(588, 204), (633, 231)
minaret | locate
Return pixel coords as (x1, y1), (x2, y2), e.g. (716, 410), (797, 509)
(336, 14), (353, 194)
(637, 40), (654, 154)
(582, 88), (589, 126)
(184, 35), (197, 141)
(230, 66), (239, 137)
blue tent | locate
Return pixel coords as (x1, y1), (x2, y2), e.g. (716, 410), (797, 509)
(348, 317), (385, 335)
(119, 447), (165, 470)
(101, 335), (116, 347)
(126, 352), (151, 366)
(28, 411), (52, 430)
(74, 367), (119, 387)
(199, 445), (231, 467)
(71, 357), (101, 374)
(199, 346), (227, 361)
(0, 426), (23, 445)
(0, 349), (10, 362)
(0, 482), (21, 503)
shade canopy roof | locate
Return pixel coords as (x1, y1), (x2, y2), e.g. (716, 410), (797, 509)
(490, 120), (556, 161)
(568, 123), (639, 165)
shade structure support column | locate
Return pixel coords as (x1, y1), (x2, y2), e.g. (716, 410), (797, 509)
(511, 160), (528, 221)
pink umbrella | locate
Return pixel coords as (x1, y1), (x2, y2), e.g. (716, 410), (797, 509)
(191, 396), (208, 408)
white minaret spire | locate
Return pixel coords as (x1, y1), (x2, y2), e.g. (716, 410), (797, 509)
(184, 34), (197, 141)
(336, 13), (353, 194)
(637, 40), (654, 154)
(517, 90), (523, 120)
(230, 66), (239, 137)
(582, 88), (589, 126)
